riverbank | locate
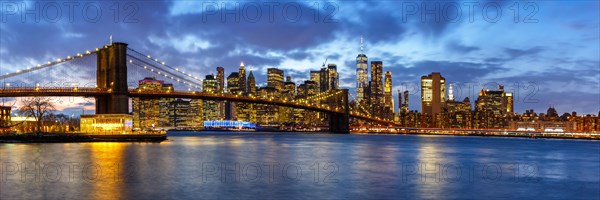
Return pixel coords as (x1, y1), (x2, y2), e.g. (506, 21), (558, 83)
(0, 133), (167, 143)
(380, 131), (600, 140)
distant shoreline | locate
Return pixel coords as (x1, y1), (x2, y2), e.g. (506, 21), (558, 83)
(1, 130), (597, 143)
(361, 131), (600, 140)
(0, 133), (167, 143)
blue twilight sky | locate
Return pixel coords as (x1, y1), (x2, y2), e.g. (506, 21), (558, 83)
(0, 0), (599, 115)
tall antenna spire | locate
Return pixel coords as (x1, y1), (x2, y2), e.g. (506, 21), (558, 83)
(449, 83), (454, 101)
(110, 35), (113, 45)
(360, 34), (364, 53)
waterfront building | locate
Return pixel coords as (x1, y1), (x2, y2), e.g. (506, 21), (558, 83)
(421, 72), (446, 122)
(167, 99), (203, 129)
(132, 77), (172, 130)
(80, 114), (133, 134)
(0, 106), (11, 133)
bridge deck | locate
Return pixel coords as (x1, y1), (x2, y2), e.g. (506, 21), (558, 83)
(0, 87), (397, 126)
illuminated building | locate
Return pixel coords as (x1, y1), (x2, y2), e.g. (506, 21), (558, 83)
(256, 87), (279, 125)
(239, 61), (247, 94)
(226, 72), (240, 120)
(369, 61), (383, 118)
(319, 68), (329, 92)
(132, 77), (172, 130)
(294, 82), (307, 124)
(383, 71), (394, 120)
(167, 99), (203, 129)
(0, 106), (11, 132)
(421, 72), (446, 121)
(203, 120), (256, 130)
(400, 90), (409, 114)
(475, 85), (512, 116)
(506, 92), (514, 114)
(310, 70), (321, 89)
(284, 78), (296, 97)
(202, 75), (219, 120)
(448, 84), (455, 101)
(356, 34), (369, 105)
(132, 77), (202, 130)
(227, 72), (240, 94)
(237, 71), (257, 122)
(443, 97), (473, 128)
(294, 80), (320, 126)
(80, 114), (133, 134)
(328, 64), (339, 90)
(247, 71), (257, 96)
(280, 78), (296, 124)
(267, 68), (284, 92)
(216, 67), (225, 119)
(216, 67), (225, 93)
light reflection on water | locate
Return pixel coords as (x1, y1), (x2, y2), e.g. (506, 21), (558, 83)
(1, 132), (599, 199)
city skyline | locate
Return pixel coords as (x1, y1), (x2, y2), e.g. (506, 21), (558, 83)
(0, 1), (598, 115)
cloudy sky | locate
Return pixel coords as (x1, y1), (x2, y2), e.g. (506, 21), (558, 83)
(1, 0), (599, 115)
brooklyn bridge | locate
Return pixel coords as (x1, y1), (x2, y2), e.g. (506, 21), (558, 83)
(0, 42), (398, 133)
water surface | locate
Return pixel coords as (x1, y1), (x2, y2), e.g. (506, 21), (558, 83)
(1, 132), (599, 199)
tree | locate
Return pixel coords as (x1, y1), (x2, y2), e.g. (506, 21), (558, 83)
(18, 97), (56, 134)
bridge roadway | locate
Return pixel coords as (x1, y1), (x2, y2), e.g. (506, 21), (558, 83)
(0, 87), (398, 126)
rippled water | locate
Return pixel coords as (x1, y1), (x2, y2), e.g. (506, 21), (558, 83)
(1, 132), (599, 199)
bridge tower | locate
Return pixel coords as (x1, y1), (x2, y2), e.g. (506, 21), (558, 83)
(329, 89), (350, 133)
(95, 42), (129, 114)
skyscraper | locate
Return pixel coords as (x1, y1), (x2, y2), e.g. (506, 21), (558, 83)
(475, 84), (513, 116)
(216, 67), (225, 120)
(319, 68), (329, 92)
(421, 72), (446, 119)
(239, 61), (246, 94)
(267, 68), (284, 92)
(227, 72), (240, 94)
(369, 61), (384, 117)
(402, 90), (409, 113)
(202, 75), (219, 120)
(356, 35), (368, 105)
(328, 64), (339, 90)
(216, 67), (224, 94)
(310, 70), (320, 89)
(384, 71), (394, 119)
(226, 72), (240, 120)
(247, 71), (256, 96)
(448, 83), (455, 101)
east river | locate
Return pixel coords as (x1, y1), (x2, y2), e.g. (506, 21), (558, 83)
(1, 132), (599, 199)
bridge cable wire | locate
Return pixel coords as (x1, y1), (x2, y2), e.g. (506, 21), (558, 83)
(127, 59), (202, 89)
(126, 55), (202, 86)
(126, 54), (203, 88)
(127, 48), (203, 82)
(0, 52), (98, 80)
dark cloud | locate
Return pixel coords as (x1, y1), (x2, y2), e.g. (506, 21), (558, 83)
(1, 0), (598, 114)
(446, 41), (480, 54)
